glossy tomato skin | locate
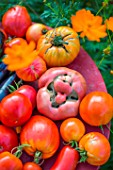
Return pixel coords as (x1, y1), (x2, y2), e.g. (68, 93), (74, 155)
(2, 5), (31, 37)
(79, 132), (111, 166)
(0, 125), (18, 153)
(37, 26), (80, 67)
(60, 118), (85, 142)
(23, 162), (42, 170)
(79, 91), (113, 126)
(16, 85), (37, 109)
(26, 23), (51, 44)
(50, 145), (79, 170)
(20, 115), (60, 159)
(0, 151), (23, 170)
(4, 37), (27, 48)
(16, 57), (47, 82)
(0, 92), (32, 127)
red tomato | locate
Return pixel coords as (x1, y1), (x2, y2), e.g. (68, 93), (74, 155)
(0, 151), (23, 170)
(78, 132), (111, 166)
(50, 145), (79, 170)
(0, 125), (18, 153)
(16, 57), (47, 81)
(60, 118), (85, 143)
(16, 85), (37, 109)
(2, 5), (31, 37)
(23, 162), (42, 170)
(20, 115), (60, 160)
(79, 91), (113, 126)
(0, 92), (32, 127)
(4, 37), (27, 48)
(26, 23), (51, 44)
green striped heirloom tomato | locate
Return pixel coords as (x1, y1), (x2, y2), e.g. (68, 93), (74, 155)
(36, 67), (87, 120)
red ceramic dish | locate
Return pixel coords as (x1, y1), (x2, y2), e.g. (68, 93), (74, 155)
(21, 47), (110, 170)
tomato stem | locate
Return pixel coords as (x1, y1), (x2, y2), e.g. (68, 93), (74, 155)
(34, 151), (42, 164)
(52, 35), (68, 46)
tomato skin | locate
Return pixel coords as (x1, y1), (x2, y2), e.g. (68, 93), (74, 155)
(0, 125), (18, 153)
(26, 23), (51, 44)
(16, 85), (37, 109)
(20, 115), (60, 159)
(79, 132), (111, 166)
(16, 57), (47, 82)
(50, 145), (79, 170)
(60, 118), (85, 142)
(0, 151), (23, 170)
(79, 91), (113, 126)
(23, 162), (42, 170)
(4, 37), (27, 48)
(0, 93), (32, 127)
(37, 26), (80, 67)
(2, 5), (31, 37)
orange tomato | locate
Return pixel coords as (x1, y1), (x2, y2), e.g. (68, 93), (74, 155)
(79, 91), (113, 126)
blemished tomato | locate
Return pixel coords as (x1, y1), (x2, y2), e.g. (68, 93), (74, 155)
(20, 115), (60, 160)
(0, 151), (23, 170)
(0, 92), (32, 127)
(0, 125), (18, 153)
(50, 145), (79, 170)
(60, 118), (85, 143)
(26, 23), (51, 44)
(16, 56), (47, 82)
(2, 5), (31, 37)
(4, 37), (27, 48)
(16, 85), (37, 109)
(37, 26), (80, 67)
(23, 162), (42, 170)
(78, 132), (111, 166)
(79, 91), (113, 126)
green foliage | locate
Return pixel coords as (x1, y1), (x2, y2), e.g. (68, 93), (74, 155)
(0, 0), (113, 169)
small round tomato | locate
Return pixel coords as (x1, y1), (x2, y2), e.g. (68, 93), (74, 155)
(0, 151), (23, 170)
(79, 91), (113, 126)
(16, 56), (47, 82)
(20, 115), (60, 160)
(0, 125), (18, 153)
(26, 23), (51, 44)
(5, 37), (27, 48)
(78, 132), (111, 166)
(60, 118), (85, 143)
(16, 85), (37, 109)
(0, 92), (32, 127)
(23, 162), (42, 170)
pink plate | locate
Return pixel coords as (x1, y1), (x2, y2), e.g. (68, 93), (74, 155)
(21, 47), (110, 170)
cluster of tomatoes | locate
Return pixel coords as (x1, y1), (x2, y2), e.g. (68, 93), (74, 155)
(0, 4), (113, 170)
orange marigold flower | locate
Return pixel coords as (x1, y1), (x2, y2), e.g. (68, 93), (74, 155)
(2, 41), (38, 71)
(105, 17), (113, 32)
(71, 9), (107, 42)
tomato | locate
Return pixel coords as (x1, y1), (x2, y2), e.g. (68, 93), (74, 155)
(2, 5), (31, 37)
(78, 132), (111, 166)
(23, 162), (42, 170)
(16, 85), (37, 110)
(37, 26), (80, 67)
(26, 23), (51, 44)
(0, 125), (18, 153)
(37, 67), (87, 121)
(79, 91), (113, 126)
(20, 115), (60, 160)
(0, 151), (23, 170)
(50, 145), (79, 170)
(4, 37), (27, 48)
(0, 92), (32, 127)
(60, 118), (85, 143)
(16, 56), (47, 82)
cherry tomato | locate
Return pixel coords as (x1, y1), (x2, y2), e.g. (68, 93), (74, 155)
(16, 85), (37, 109)
(50, 145), (79, 170)
(0, 92), (32, 127)
(60, 118), (85, 143)
(20, 115), (60, 160)
(5, 37), (27, 48)
(23, 162), (42, 170)
(78, 132), (111, 166)
(0, 151), (23, 170)
(0, 124), (18, 153)
(79, 91), (113, 126)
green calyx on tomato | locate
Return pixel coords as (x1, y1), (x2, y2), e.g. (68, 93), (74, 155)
(52, 35), (68, 46)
